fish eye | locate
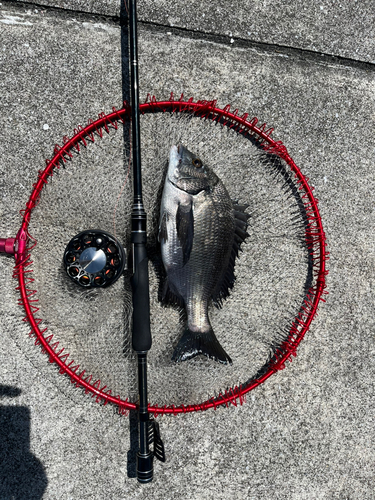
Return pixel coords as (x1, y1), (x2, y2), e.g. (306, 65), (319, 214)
(192, 158), (203, 168)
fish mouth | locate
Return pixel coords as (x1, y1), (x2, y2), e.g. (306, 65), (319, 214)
(170, 144), (186, 164)
(168, 144), (205, 195)
(168, 144), (192, 188)
(178, 144), (189, 161)
(169, 145), (181, 166)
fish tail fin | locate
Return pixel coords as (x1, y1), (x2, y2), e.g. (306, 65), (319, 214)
(172, 327), (232, 365)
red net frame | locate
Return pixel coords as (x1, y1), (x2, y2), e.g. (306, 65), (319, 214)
(12, 95), (328, 416)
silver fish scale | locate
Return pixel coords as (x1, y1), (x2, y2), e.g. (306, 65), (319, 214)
(181, 182), (235, 331)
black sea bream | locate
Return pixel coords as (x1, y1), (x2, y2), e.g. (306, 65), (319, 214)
(159, 145), (250, 364)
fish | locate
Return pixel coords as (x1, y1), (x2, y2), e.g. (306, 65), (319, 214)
(158, 144), (250, 364)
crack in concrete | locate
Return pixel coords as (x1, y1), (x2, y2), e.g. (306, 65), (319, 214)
(2, 0), (375, 72)
(1, 0), (121, 23)
(136, 20), (375, 73)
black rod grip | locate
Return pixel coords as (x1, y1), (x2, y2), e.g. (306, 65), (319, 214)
(131, 242), (152, 352)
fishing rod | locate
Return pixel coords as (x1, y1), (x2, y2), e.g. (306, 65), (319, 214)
(0, 0), (327, 491)
(128, 0), (164, 483)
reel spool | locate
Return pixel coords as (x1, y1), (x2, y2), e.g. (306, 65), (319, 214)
(63, 230), (126, 288)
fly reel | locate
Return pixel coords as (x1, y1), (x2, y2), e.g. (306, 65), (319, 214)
(63, 230), (126, 288)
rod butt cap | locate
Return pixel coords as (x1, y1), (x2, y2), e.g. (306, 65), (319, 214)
(136, 452), (154, 483)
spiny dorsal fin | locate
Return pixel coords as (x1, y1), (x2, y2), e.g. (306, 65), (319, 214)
(212, 201), (250, 308)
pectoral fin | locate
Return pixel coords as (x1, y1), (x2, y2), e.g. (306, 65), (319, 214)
(176, 201), (194, 265)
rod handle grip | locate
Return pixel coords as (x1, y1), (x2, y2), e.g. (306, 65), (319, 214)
(131, 242), (152, 352)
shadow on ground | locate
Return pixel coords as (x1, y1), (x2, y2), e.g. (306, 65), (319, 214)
(0, 385), (47, 500)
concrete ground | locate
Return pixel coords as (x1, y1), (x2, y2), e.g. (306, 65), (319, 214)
(0, 1), (374, 498)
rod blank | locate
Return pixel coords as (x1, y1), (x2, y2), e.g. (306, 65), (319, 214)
(128, 0), (154, 483)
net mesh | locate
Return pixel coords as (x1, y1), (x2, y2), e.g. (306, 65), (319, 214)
(15, 98), (326, 412)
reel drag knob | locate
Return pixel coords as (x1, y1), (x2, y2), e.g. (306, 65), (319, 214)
(63, 230), (126, 288)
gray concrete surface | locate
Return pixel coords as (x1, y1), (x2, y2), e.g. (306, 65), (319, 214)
(13, 0), (375, 63)
(0, 1), (374, 499)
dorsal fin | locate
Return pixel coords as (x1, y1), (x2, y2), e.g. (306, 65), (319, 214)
(212, 202), (250, 308)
